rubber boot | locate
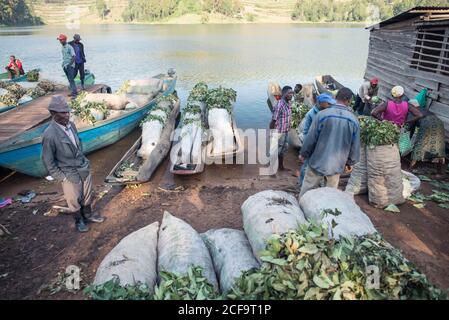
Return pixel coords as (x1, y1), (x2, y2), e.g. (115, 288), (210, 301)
(82, 205), (105, 224)
(74, 211), (89, 233)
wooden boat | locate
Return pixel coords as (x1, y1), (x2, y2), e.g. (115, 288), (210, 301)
(315, 75), (345, 95)
(205, 117), (244, 162)
(0, 71), (30, 82)
(0, 73), (177, 178)
(0, 72), (96, 114)
(105, 98), (181, 184)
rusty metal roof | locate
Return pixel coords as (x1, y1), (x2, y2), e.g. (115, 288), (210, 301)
(366, 6), (449, 30)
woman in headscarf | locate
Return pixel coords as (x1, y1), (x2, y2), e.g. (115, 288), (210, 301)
(409, 99), (446, 171)
(371, 85), (423, 127)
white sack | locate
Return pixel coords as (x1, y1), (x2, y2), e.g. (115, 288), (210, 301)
(127, 78), (163, 96)
(289, 128), (300, 149)
(402, 170), (421, 199)
(345, 144), (368, 195)
(83, 93), (128, 110)
(158, 211), (218, 290)
(125, 102), (138, 110)
(107, 110), (126, 119)
(299, 187), (376, 239)
(18, 81), (39, 90)
(241, 190), (307, 261)
(138, 109), (167, 159)
(201, 229), (260, 293)
(0, 88), (8, 96)
(208, 108), (234, 155)
(125, 94), (154, 107)
(93, 222), (159, 291)
(18, 95), (33, 105)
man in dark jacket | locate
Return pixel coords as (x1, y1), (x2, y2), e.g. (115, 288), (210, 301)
(42, 95), (104, 232)
(69, 34), (87, 90)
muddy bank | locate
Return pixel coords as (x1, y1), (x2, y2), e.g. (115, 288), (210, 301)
(0, 140), (448, 299)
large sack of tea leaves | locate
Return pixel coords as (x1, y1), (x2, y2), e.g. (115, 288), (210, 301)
(367, 144), (404, 208)
(138, 109), (168, 159)
(127, 79), (163, 96)
(241, 190), (306, 262)
(157, 211), (218, 290)
(93, 222), (159, 291)
(299, 187), (376, 239)
(83, 93), (128, 110)
(208, 108), (235, 155)
(125, 94), (154, 107)
(201, 228), (260, 293)
(345, 144), (368, 195)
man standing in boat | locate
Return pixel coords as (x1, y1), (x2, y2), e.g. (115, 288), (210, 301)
(57, 34), (78, 97)
(270, 86), (293, 172)
(42, 95), (105, 233)
(69, 34), (87, 91)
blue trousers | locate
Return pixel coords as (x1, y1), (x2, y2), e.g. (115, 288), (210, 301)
(298, 159), (309, 186)
(63, 65), (77, 95)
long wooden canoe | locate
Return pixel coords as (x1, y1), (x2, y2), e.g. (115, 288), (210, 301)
(0, 73), (177, 178)
(315, 75), (345, 95)
(105, 98), (181, 184)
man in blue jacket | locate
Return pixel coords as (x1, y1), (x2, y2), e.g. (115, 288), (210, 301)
(298, 93), (335, 186)
(69, 34), (87, 90)
(298, 88), (360, 198)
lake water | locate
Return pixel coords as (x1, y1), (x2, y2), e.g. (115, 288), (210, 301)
(0, 24), (369, 129)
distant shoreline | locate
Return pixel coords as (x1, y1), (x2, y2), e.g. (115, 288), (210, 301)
(0, 20), (371, 28)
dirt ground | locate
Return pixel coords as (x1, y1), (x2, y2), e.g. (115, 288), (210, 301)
(0, 131), (448, 300)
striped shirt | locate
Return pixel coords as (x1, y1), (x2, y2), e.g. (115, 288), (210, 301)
(272, 98), (292, 133)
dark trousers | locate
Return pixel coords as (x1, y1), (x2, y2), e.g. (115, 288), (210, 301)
(354, 94), (365, 114)
(63, 65), (77, 95)
(74, 63), (85, 87)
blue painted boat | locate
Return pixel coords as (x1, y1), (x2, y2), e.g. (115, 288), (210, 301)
(0, 69), (41, 82)
(0, 73), (177, 178)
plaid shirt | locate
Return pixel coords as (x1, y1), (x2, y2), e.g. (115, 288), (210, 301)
(272, 98), (292, 133)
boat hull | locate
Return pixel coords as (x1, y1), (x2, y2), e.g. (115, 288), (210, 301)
(0, 76), (176, 177)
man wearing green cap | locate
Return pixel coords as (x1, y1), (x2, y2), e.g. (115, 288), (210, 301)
(42, 95), (104, 233)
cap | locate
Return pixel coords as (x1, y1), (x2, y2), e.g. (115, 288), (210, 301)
(73, 34), (81, 41)
(56, 34), (67, 41)
(370, 78), (379, 85)
(48, 95), (71, 113)
(317, 93), (336, 105)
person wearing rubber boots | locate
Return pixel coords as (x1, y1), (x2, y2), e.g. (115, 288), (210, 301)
(42, 95), (105, 232)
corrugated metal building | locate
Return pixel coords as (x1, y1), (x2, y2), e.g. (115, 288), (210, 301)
(365, 7), (449, 141)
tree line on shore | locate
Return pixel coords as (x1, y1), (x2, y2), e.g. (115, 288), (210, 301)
(291, 0), (449, 22)
(0, 0), (42, 26)
(1, 0), (448, 26)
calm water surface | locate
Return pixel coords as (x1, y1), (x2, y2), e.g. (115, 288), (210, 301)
(0, 24), (369, 129)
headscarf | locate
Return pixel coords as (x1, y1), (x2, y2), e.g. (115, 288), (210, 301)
(391, 86), (404, 98)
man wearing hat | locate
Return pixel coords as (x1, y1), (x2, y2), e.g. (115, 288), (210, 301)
(69, 34), (87, 91)
(355, 78), (379, 114)
(57, 34), (78, 97)
(42, 95), (104, 233)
